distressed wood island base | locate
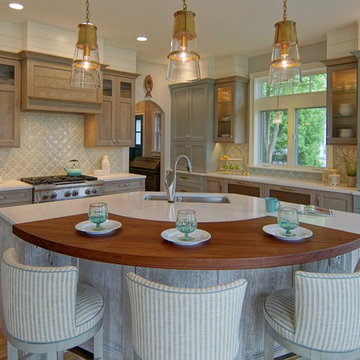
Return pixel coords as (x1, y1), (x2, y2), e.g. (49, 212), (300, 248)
(1, 191), (360, 360)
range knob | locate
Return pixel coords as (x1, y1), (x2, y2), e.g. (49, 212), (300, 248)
(42, 194), (49, 201)
(50, 193), (57, 199)
(92, 188), (97, 194)
(64, 191), (71, 197)
(85, 189), (91, 195)
(72, 190), (79, 196)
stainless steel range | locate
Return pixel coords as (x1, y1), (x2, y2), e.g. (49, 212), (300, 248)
(21, 175), (104, 203)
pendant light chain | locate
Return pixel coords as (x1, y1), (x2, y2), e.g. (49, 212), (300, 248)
(283, 0), (287, 20)
(85, 0), (90, 23)
(183, 0), (187, 11)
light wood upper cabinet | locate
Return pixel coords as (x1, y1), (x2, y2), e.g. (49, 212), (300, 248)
(84, 70), (138, 147)
(0, 52), (20, 147)
(19, 51), (103, 114)
(215, 76), (248, 143)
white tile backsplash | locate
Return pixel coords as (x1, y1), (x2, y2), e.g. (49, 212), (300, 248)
(0, 112), (125, 180)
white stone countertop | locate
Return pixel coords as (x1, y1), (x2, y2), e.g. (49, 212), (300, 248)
(0, 180), (33, 191)
(1, 192), (360, 236)
(95, 172), (146, 182)
(187, 171), (359, 195)
(0, 173), (146, 191)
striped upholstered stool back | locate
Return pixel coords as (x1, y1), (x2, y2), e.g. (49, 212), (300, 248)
(295, 270), (360, 352)
(126, 272), (247, 360)
(1, 247), (79, 343)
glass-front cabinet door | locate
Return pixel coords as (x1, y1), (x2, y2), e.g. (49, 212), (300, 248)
(214, 76), (248, 144)
(215, 84), (233, 141)
(324, 57), (357, 145)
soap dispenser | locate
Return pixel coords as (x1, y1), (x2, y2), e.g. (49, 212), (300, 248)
(101, 155), (110, 175)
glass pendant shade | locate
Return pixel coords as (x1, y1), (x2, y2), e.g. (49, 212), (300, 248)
(269, 19), (301, 85)
(166, 7), (200, 82)
(71, 21), (101, 88)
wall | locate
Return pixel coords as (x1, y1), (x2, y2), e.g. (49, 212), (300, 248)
(248, 41), (327, 74)
(135, 60), (170, 179)
(0, 113), (124, 180)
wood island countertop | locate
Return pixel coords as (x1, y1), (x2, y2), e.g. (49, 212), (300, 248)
(2, 191), (360, 270)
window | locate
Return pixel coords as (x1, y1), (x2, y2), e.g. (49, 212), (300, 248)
(135, 118), (142, 145)
(251, 67), (327, 169)
(296, 108), (327, 167)
(152, 112), (161, 153)
(260, 110), (288, 164)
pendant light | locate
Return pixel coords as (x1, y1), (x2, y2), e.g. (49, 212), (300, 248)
(166, 0), (200, 82)
(268, 0), (301, 86)
(70, 0), (101, 88)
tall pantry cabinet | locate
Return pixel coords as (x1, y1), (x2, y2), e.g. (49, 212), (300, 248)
(170, 79), (220, 172)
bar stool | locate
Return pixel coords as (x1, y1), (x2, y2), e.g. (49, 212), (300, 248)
(263, 270), (360, 359)
(1, 247), (105, 360)
(126, 272), (247, 360)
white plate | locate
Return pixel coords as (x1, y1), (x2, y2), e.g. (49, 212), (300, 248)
(161, 228), (211, 246)
(262, 224), (313, 241)
(75, 219), (122, 235)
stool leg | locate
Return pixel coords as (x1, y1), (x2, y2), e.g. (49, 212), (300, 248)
(46, 350), (57, 360)
(7, 341), (18, 360)
(94, 325), (103, 360)
(264, 326), (274, 360)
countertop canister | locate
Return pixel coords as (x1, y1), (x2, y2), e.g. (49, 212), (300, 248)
(101, 155), (110, 175)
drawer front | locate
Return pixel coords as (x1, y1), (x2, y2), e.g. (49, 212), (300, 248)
(176, 173), (204, 186)
(269, 189), (311, 205)
(0, 189), (32, 207)
(265, 185), (316, 205)
(103, 179), (145, 194)
(228, 183), (261, 197)
(317, 191), (353, 212)
(176, 184), (203, 193)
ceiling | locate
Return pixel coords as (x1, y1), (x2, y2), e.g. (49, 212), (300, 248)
(1, 0), (360, 65)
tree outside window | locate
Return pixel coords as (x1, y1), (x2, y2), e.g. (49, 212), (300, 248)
(261, 110), (288, 164)
(296, 108), (327, 167)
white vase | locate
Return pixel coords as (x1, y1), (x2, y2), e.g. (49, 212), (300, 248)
(101, 155), (110, 175)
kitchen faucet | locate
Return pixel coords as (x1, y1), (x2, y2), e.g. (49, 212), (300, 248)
(165, 155), (192, 203)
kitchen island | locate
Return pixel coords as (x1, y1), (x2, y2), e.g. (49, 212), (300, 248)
(1, 192), (360, 360)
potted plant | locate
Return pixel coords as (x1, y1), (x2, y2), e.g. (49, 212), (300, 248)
(338, 147), (357, 187)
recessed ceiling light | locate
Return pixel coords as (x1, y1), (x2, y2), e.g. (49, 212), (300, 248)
(9, 2), (24, 10)
(136, 36), (148, 42)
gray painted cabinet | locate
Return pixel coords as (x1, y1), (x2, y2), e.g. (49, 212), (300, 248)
(170, 79), (221, 172)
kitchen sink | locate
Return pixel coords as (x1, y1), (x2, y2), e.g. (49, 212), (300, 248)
(143, 194), (231, 203)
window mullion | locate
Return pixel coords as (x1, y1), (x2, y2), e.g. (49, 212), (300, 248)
(287, 106), (295, 167)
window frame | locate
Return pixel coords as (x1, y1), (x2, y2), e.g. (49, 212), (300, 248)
(249, 62), (329, 172)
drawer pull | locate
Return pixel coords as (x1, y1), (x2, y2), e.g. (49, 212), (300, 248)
(0, 196), (6, 200)
(118, 183), (130, 187)
(279, 186), (295, 192)
(236, 181), (248, 185)
(180, 176), (189, 180)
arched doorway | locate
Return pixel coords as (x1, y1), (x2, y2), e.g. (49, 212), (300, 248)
(129, 100), (165, 190)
